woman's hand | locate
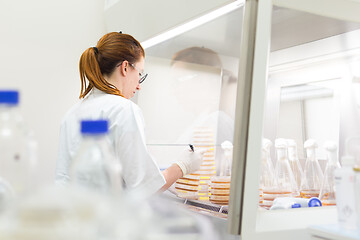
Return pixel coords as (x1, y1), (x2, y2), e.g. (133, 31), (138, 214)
(176, 148), (207, 176)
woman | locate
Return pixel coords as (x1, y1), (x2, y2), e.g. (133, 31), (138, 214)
(55, 32), (204, 196)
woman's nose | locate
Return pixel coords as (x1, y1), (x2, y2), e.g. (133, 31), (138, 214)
(136, 83), (141, 90)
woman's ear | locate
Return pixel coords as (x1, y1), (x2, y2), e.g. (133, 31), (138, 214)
(120, 61), (129, 76)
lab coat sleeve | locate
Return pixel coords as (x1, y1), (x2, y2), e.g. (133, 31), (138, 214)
(111, 102), (166, 197)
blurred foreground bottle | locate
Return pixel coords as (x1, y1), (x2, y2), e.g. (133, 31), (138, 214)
(300, 139), (324, 198)
(353, 166), (360, 230)
(319, 142), (340, 206)
(69, 120), (122, 196)
(0, 90), (38, 201)
(335, 154), (357, 230)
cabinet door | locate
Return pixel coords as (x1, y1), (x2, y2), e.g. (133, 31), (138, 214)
(228, 0), (360, 239)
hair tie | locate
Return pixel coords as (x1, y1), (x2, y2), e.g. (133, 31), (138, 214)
(119, 31), (122, 34)
(93, 47), (98, 54)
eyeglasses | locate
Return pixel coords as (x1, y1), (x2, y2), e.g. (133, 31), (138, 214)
(130, 63), (148, 84)
(116, 61), (148, 84)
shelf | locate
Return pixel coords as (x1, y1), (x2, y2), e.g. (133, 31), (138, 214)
(308, 224), (360, 240)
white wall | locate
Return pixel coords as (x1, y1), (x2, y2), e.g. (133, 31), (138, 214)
(0, 0), (107, 185)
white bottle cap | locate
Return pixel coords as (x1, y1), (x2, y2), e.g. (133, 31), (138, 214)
(262, 138), (272, 152)
(221, 140), (233, 150)
(323, 141), (337, 152)
(341, 155), (355, 166)
(304, 139), (318, 149)
(275, 138), (287, 148)
(287, 139), (297, 148)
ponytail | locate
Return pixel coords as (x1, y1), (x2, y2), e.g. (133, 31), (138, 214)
(79, 47), (123, 99)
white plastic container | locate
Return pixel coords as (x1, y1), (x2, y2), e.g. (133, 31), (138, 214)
(334, 155), (357, 230)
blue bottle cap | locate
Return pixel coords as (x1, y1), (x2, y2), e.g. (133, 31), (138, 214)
(0, 90), (19, 105)
(291, 203), (301, 208)
(81, 120), (108, 134)
(308, 197), (322, 207)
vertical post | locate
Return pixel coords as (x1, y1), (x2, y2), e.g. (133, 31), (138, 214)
(228, 0), (272, 236)
(227, 0), (260, 235)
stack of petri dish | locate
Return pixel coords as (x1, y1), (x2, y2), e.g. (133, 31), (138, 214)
(209, 176), (231, 205)
(193, 127), (216, 201)
(175, 173), (200, 200)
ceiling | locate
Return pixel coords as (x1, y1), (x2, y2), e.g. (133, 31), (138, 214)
(145, 6), (360, 60)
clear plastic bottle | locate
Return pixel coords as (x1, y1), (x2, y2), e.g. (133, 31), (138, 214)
(69, 120), (122, 196)
(287, 139), (303, 192)
(273, 138), (298, 198)
(0, 90), (37, 197)
(259, 139), (276, 208)
(300, 139), (324, 198)
(219, 140), (233, 176)
(334, 155), (357, 230)
(319, 141), (340, 206)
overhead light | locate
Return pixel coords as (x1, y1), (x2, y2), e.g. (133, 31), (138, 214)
(141, 0), (245, 49)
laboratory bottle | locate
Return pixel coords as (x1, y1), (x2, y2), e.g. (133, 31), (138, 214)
(287, 139), (303, 192)
(319, 142), (340, 206)
(300, 139), (324, 198)
(219, 140), (233, 176)
(334, 155), (357, 230)
(273, 138), (299, 198)
(69, 120), (122, 196)
(259, 138), (276, 208)
(0, 90), (38, 197)
(353, 166), (360, 229)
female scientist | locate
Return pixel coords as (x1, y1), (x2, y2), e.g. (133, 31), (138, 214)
(55, 32), (204, 196)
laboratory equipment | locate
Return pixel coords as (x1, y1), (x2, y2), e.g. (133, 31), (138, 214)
(209, 176), (231, 205)
(273, 138), (299, 197)
(0, 90), (37, 197)
(209, 141), (232, 206)
(287, 139), (303, 191)
(259, 138), (276, 208)
(354, 166), (360, 229)
(270, 197), (322, 210)
(334, 155), (357, 230)
(300, 139), (324, 198)
(319, 142), (340, 206)
(194, 127), (216, 200)
(174, 173), (200, 200)
(69, 120), (122, 196)
(219, 140), (233, 176)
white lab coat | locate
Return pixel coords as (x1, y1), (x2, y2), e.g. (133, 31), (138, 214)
(55, 88), (166, 196)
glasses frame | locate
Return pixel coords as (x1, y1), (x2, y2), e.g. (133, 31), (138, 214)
(115, 61), (147, 84)
(130, 63), (148, 84)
